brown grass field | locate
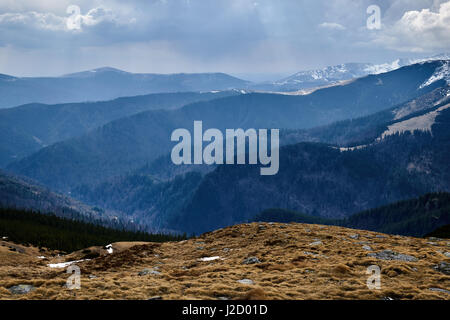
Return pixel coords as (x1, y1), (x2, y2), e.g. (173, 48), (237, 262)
(0, 222), (449, 300)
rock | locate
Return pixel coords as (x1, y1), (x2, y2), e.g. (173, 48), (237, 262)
(309, 241), (322, 246)
(303, 251), (319, 258)
(148, 296), (162, 300)
(375, 235), (386, 239)
(349, 234), (359, 240)
(444, 252), (450, 258)
(138, 268), (160, 276)
(258, 224), (266, 231)
(88, 275), (97, 279)
(237, 279), (254, 285)
(242, 257), (261, 264)
(428, 237), (443, 241)
(223, 248), (230, 252)
(138, 268), (152, 276)
(429, 288), (450, 295)
(432, 262), (450, 275)
(8, 284), (35, 295)
(196, 246), (204, 250)
(362, 245), (372, 251)
(367, 250), (418, 262)
(217, 296), (230, 300)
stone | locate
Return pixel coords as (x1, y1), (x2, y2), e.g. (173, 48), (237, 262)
(367, 250), (418, 262)
(432, 261), (450, 275)
(138, 268), (160, 276)
(443, 252), (450, 258)
(8, 284), (35, 295)
(309, 241), (322, 246)
(362, 245), (372, 251)
(428, 237), (443, 241)
(148, 296), (162, 300)
(242, 256), (261, 264)
(138, 268), (152, 276)
(429, 288), (450, 295)
(349, 234), (359, 240)
(375, 235), (387, 239)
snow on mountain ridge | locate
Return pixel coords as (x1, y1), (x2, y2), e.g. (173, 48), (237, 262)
(419, 61), (450, 89)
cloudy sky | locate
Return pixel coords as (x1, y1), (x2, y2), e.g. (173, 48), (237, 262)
(0, 0), (449, 78)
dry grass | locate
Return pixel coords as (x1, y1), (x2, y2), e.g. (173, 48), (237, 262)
(0, 223), (449, 300)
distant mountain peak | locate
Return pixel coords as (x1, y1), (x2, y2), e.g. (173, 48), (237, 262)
(62, 67), (128, 78)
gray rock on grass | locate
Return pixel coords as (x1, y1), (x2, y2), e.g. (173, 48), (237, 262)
(367, 250), (418, 262)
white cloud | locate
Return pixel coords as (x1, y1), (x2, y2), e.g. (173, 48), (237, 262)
(0, 5), (130, 32)
(319, 22), (346, 31)
(374, 1), (450, 52)
(0, 11), (65, 31)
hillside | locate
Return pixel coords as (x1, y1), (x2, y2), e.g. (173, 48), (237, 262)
(0, 91), (239, 167)
(254, 193), (450, 237)
(0, 68), (249, 109)
(7, 61), (446, 192)
(173, 101), (450, 234)
(0, 170), (105, 221)
(0, 222), (448, 300)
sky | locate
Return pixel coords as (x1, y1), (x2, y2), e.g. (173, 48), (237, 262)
(0, 0), (449, 78)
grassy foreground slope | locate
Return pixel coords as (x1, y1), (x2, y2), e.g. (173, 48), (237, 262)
(0, 222), (448, 300)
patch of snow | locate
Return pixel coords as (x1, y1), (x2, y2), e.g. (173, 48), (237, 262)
(338, 145), (368, 152)
(381, 103), (450, 139)
(47, 259), (89, 268)
(419, 61), (450, 89)
(105, 244), (113, 254)
(37, 256), (45, 259)
(364, 59), (401, 75)
(198, 256), (220, 262)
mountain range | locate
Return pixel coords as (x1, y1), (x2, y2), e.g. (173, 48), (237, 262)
(0, 68), (249, 109)
(0, 90), (239, 167)
(1, 58), (450, 238)
(6, 61), (447, 192)
(2, 54), (448, 110)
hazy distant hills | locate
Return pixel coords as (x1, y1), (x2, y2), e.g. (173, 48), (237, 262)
(0, 90), (239, 167)
(6, 61), (445, 192)
(2, 54), (448, 110)
(0, 67), (250, 109)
